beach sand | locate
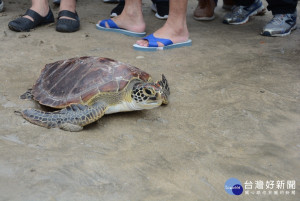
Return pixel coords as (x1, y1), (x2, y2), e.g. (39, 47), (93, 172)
(0, 0), (299, 200)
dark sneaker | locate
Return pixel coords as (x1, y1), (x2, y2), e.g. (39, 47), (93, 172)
(261, 11), (297, 37)
(151, 2), (169, 19)
(223, 0), (264, 25)
(110, 1), (169, 19)
(110, 1), (124, 17)
(222, 0), (234, 10)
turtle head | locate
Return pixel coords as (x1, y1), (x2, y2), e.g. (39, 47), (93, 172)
(131, 75), (170, 109)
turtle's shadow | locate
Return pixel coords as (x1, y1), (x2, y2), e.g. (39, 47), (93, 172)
(84, 110), (147, 131)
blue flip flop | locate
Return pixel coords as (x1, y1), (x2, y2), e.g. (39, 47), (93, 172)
(96, 19), (146, 37)
(133, 34), (192, 51)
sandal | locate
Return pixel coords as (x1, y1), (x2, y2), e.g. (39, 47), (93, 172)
(56, 10), (80, 33)
(8, 8), (54, 32)
(133, 34), (192, 51)
(96, 19), (146, 37)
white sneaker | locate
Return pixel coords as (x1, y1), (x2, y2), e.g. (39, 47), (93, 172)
(261, 11), (297, 37)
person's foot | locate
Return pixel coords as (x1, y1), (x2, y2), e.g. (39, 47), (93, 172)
(223, 0), (264, 24)
(261, 11), (297, 37)
(55, 0), (79, 32)
(135, 22), (189, 48)
(222, 0), (234, 10)
(193, 0), (216, 21)
(8, 9), (54, 32)
(99, 6), (145, 33)
(59, 0), (76, 21)
(56, 10), (80, 32)
(23, 2), (50, 23)
(8, 0), (54, 32)
(110, 1), (169, 20)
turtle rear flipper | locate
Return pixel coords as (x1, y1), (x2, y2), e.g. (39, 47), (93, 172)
(21, 103), (107, 132)
(20, 89), (33, 100)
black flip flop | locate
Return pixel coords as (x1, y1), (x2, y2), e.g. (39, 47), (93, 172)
(56, 10), (80, 33)
(8, 8), (54, 32)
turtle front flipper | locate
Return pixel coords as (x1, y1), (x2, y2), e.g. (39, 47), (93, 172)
(21, 103), (107, 132)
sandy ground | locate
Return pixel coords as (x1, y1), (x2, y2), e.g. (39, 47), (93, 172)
(0, 0), (300, 200)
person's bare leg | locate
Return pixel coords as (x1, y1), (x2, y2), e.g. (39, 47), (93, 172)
(136, 0), (189, 47)
(98, 0), (145, 33)
(23, 0), (49, 22)
(59, 0), (76, 20)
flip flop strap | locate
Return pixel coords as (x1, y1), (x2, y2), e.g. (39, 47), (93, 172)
(24, 9), (43, 26)
(143, 34), (173, 47)
(58, 10), (79, 20)
(99, 19), (120, 29)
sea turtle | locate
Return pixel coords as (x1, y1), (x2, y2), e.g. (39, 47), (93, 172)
(19, 56), (170, 131)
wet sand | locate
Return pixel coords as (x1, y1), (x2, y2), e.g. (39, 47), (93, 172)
(0, 0), (299, 200)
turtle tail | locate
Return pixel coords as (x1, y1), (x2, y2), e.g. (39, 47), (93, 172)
(20, 89), (33, 100)
(21, 104), (106, 132)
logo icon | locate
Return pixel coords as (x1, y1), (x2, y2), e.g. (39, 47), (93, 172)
(225, 178), (243, 195)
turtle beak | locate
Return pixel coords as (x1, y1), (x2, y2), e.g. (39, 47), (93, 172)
(156, 74), (170, 105)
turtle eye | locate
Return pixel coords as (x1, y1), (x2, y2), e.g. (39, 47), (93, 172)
(144, 88), (154, 96)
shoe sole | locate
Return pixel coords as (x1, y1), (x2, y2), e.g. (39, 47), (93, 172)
(56, 25), (80, 33)
(8, 20), (54, 32)
(133, 40), (192, 52)
(96, 24), (146, 37)
(261, 25), (297, 37)
(155, 13), (168, 20)
(224, 5), (264, 25)
(110, 13), (118, 17)
(8, 25), (24, 32)
(193, 15), (216, 21)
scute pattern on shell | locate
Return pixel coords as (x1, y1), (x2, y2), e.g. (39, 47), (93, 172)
(32, 57), (151, 108)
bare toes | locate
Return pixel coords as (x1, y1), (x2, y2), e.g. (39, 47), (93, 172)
(136, 40), (148, 47)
